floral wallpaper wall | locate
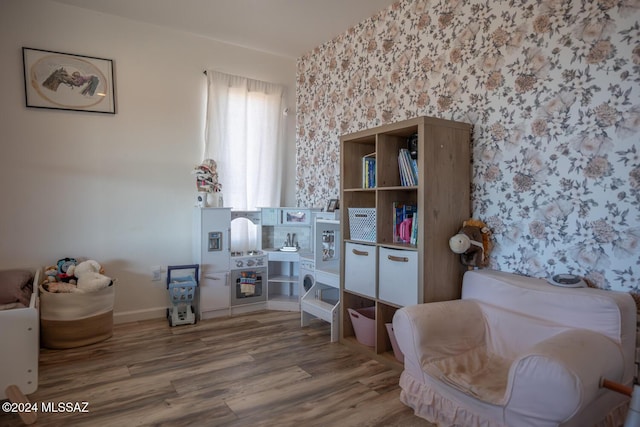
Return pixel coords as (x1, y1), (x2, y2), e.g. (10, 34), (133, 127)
(296, 0), (640, 291)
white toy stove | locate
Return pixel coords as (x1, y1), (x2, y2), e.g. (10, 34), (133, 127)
(231, 250), (267, 269)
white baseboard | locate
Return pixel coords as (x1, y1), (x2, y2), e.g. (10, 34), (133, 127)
(113, 307), (166, 324)
(114, 302), (301, 324)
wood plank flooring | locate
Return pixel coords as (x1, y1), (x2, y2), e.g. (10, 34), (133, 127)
(1, 310), (433, 427)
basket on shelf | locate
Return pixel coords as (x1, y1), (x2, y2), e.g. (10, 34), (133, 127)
(347, 306), (376, 347)
(348, 208), (376, 242)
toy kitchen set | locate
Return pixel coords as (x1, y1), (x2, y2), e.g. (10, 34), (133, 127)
(193, 207), (340, 324)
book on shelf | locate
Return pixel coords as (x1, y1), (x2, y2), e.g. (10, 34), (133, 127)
(398, 148), (418, 186)
(393, 202), (417, 244)
(362, 152), (376, 189)
(410, 214), (418, 246)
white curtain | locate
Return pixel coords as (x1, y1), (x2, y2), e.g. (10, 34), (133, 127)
(204, 70), (286, 251)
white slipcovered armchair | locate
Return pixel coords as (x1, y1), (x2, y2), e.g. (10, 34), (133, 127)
(393, 269), (636, 427)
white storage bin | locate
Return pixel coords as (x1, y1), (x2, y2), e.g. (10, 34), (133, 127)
(379, 247), (418, 306)
(345, 242), (376, 298)
(348, 208), (376, 242)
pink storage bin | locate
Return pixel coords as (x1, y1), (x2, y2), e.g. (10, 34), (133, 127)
(385, 323), (404, 363)
(347, 306), (375, 347)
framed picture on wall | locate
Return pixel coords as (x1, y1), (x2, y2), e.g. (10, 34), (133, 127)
(22, 47), (116, 114)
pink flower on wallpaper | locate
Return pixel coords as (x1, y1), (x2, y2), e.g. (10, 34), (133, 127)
(366, 39), (377, 53)
(515, 74), (537, 93)
(492, 28), (509, 47)
(592, 219), (617, 243)
(417, 14), (431, 30)
(484, 165), (502, 182)
(529, 220), (547, 239)
(533, 15), (552, 33)
(420, 56), (435, 73)
(490, 123), (507, 141)
(583, 156), (611, 179)
(416, 92), (430, 108)
(382, 109), (394, 122)
(438, 12), (454, 28)
(594, 103), (618, 126)
(513, 173), (535, 192)
(368, 76), (382, 91)
(437, 95), (453, 111)
(630, 166), (640, 189)
(587, 40), (615, 64)
(486, 215), (506, 235)
(531, 119), (549, 137)
(450, 48), (463, 63)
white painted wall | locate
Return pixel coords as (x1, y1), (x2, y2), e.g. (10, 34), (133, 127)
(0, 0), (297, 322)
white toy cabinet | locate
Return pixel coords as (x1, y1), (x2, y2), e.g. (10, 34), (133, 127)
(193, 208), (231, 319)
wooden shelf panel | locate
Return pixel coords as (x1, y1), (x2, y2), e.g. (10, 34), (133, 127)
(268, 275), (298, 283)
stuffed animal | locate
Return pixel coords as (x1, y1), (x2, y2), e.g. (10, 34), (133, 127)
(56, 257), (77, 282)
(449, 219), (492, 268)
(43, 265), (58, 283)
(67, 260), (113, 293)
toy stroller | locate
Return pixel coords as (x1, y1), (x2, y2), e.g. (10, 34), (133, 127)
(166, 264), (199, 327)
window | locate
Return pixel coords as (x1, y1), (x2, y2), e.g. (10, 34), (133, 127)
(204, 70), (286, 250)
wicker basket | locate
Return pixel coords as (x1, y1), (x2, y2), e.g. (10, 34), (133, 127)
(39, 284), (114, 349)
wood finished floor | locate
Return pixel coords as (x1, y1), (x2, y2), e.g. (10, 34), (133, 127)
(1, 310), (433, 427)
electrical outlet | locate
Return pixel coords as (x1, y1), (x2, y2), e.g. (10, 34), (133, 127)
(151, 265), (162, 282)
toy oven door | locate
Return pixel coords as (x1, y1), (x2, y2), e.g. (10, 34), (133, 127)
(230, 267), (267, 306)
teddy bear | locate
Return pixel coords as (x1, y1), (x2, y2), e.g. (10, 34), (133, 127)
(66, 260), (113, 293)
(449, 219), (492, 268)
(43, 265), (58, 283)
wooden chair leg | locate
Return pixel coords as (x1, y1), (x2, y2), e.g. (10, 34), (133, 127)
(4, 385), (37, 425)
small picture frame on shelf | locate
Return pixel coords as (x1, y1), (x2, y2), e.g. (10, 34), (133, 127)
(327, 199), (339, 212)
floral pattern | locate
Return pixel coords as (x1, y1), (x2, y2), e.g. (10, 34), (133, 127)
(296, 0), (640, 291)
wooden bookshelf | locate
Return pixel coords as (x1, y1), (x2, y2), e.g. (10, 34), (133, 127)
(339, 116), (472, 366)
